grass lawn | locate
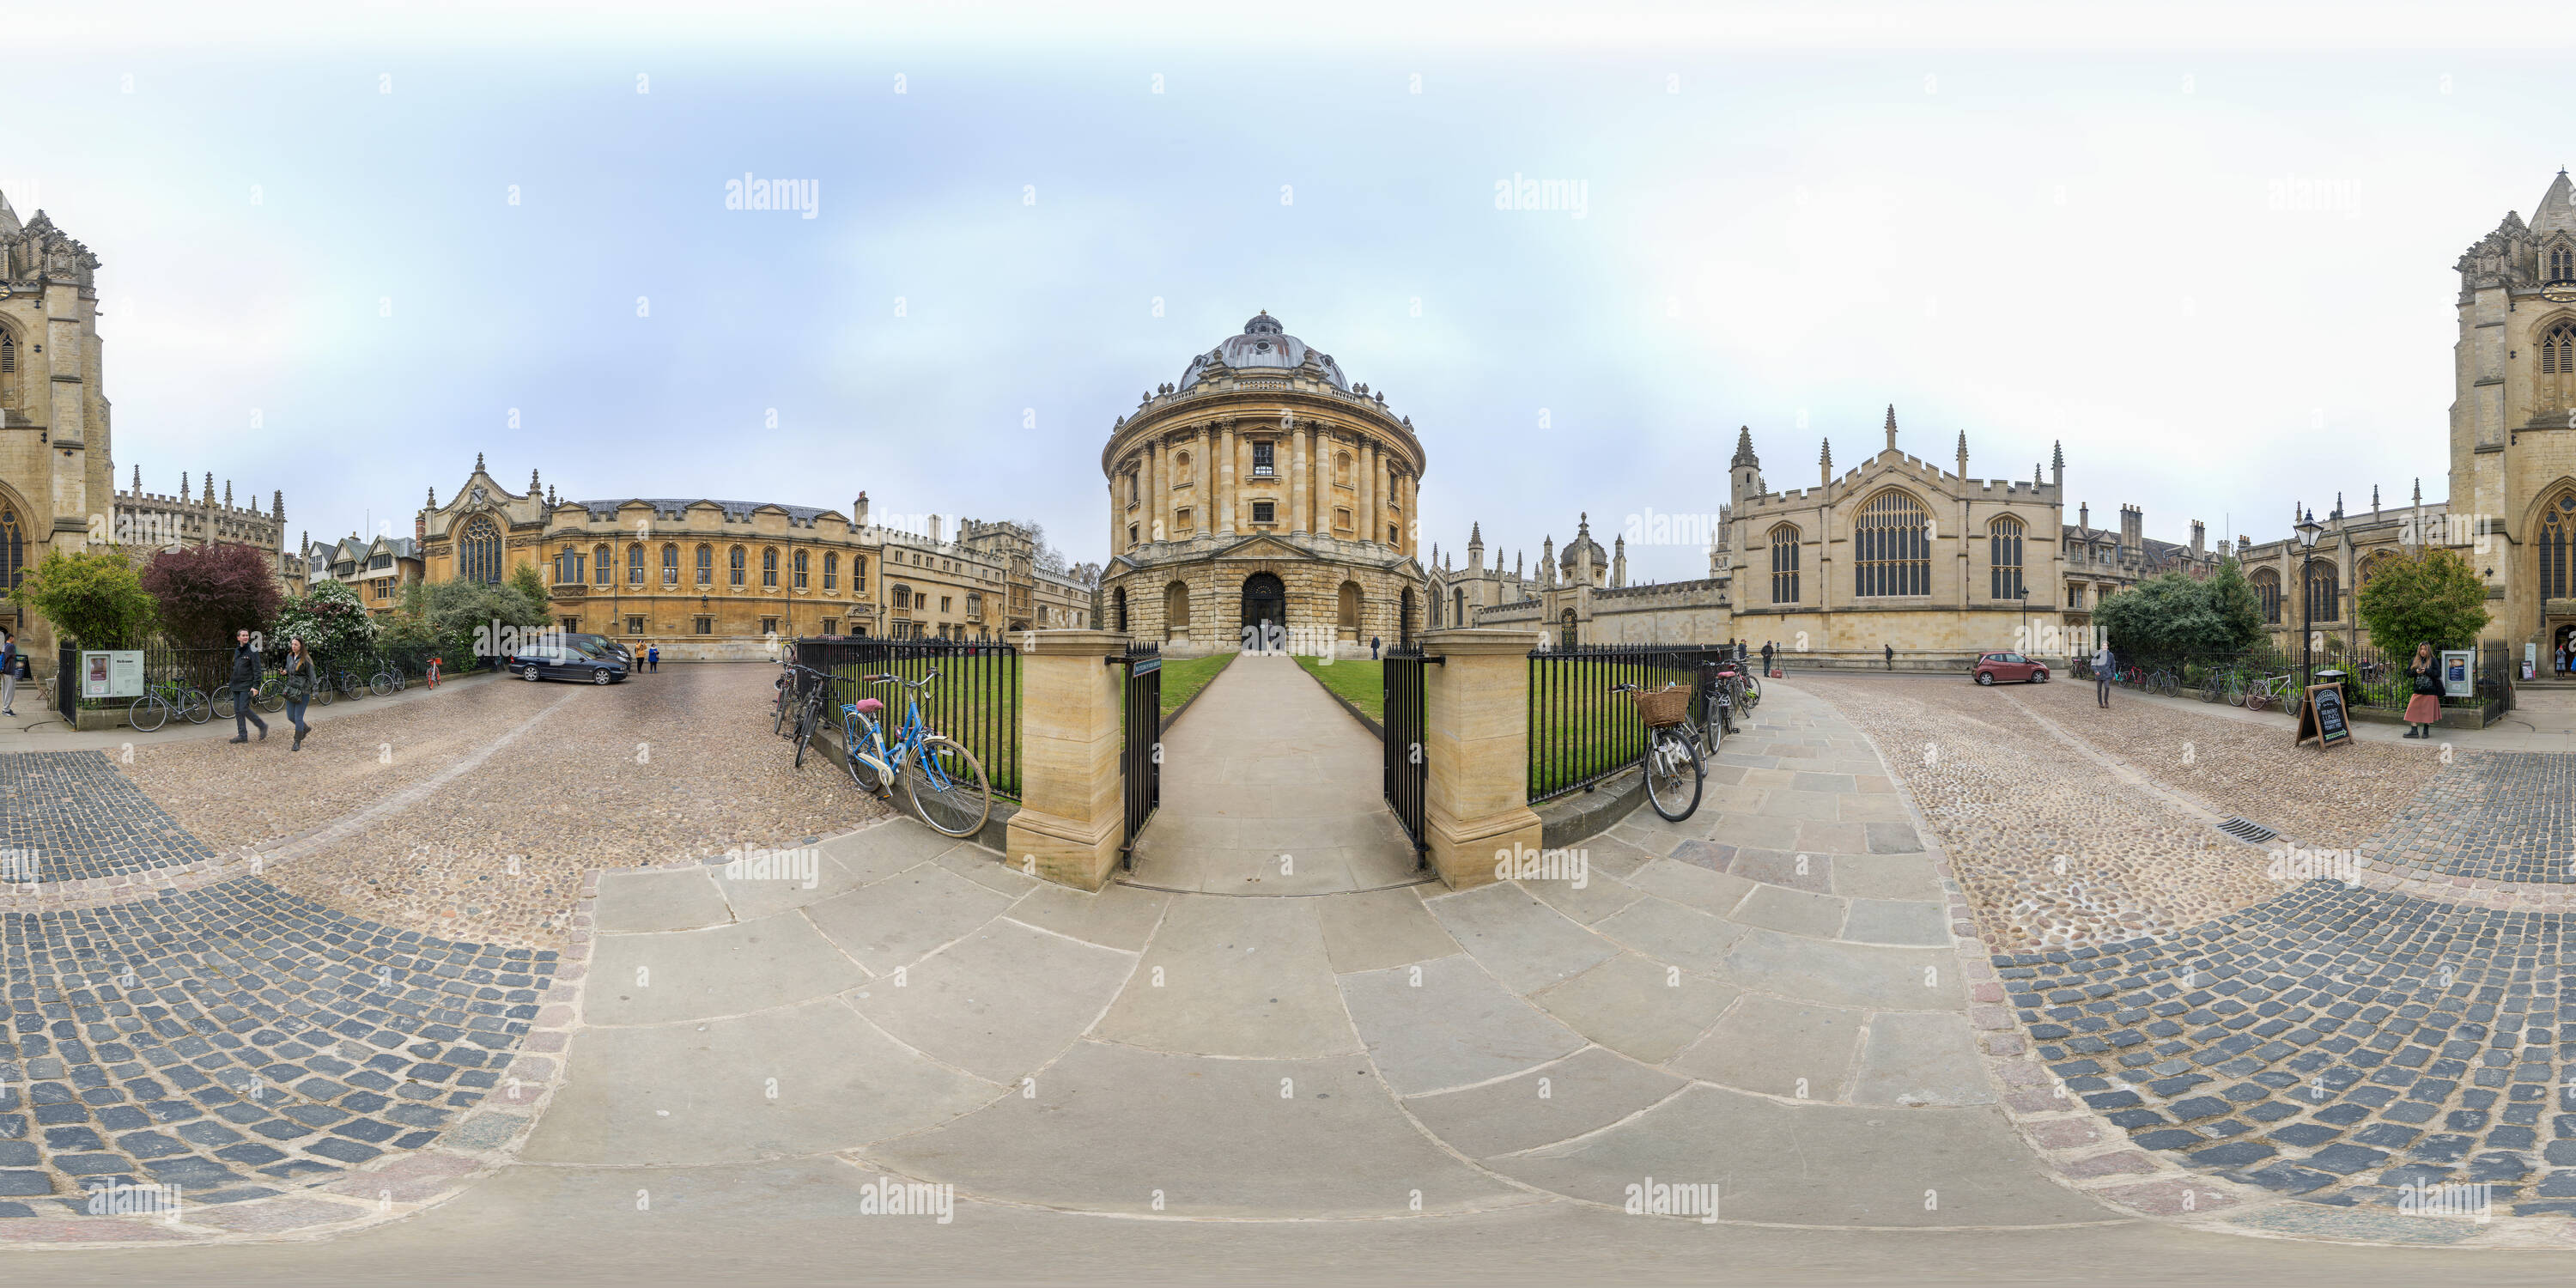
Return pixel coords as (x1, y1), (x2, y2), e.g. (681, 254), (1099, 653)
(1294, 656), (1382, 724)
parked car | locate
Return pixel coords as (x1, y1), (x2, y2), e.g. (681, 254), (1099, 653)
(507, 642), (629, 684)
(1973, 652), (2048, 685)
(563, 632), (635, 668)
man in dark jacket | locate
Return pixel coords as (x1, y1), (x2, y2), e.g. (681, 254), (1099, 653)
(1759, 641), (1775, 677)
(228, 629), (268, 742)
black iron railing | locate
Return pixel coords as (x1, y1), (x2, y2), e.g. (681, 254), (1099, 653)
(1528, 642), (1739, 803)
(1382, 645), (1428, 867)
(1117, 641), (1162, 866)
(793, 635), (1022, 799)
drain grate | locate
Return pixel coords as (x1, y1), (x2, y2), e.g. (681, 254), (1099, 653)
(2216, 817), (2278, 845)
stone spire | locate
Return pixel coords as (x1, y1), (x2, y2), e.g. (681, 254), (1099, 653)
(131, 464), (141, 495)
(272, 489), (283, 521)
(2413, 477), (2422, 507)
(203, 471), (214, 503)
(2051, 440), (2064, 489)
(2537, 167), (2576, 237)
(2372, 484), (2380, 514)
(2034, 462), (2042, 488)
(1820, 438), (1832, 487)
(1611, 536), (1627, 589)
(1730, 426), (1759, 470)
(476, 452), (486, 473)
(223, 479), (232, 508)
(1954, 429), (1968, 477)
(1883, 405), (1898, 453)
(179, 473), (190, 501)
(530, 468), (541, 496)
(0, 187), (19, 238)
(428, 485), (437, 508)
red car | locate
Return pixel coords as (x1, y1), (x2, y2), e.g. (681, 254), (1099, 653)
(1973, 652), (2048, 685)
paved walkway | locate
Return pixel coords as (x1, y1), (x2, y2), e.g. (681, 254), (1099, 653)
(1125, 652), (1422, 894)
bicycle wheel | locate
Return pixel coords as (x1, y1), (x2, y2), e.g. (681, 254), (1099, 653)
(179, 688), (211, 725)
(774, 679), (795, 736)
(211, 684), (238, 720)
(793, 702), (823, 768)
(2225, 674), (2247, 707)
(2201, 677), (2221, 702)
(313, 678), (334, 707)
(1642, 728), (1703, 822)
(258, 683), (286, 714)
(844, 715), (886, 793)
(2282, 687), (2302, 719)
(1742, 677), (1760, 709)
(129, 694), (170, 732)
(370, 672), (393, 696)
(906, 734), (993, 838)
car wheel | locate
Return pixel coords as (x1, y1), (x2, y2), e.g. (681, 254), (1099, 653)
(1975, 671), (1995, 686)
(522, 665), (543, 682)
(2032, 670), (2048, 683)
(592, 669), (611, 685)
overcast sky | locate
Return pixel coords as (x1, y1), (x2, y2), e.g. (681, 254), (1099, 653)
(8, 2), (2572, 582)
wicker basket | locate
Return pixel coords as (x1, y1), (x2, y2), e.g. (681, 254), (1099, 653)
(1629, 683), (1692, 728)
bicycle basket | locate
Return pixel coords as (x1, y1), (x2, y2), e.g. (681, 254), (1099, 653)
(1628, 683), (1692, 729)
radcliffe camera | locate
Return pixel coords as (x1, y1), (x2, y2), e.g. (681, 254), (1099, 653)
(3, 3), (2570, 1287)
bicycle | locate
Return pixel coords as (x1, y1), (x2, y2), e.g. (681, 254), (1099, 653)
(789, 665), (835, 769)
(369, 659), (404, 696)
(1614, 681), (1703, 822)
(128, 676), (211, 731)
(773, 659), (809, 737)
(2243, 671), (2305, 716)
(212, 669), (290, 719)
(840, 669), (995, 838)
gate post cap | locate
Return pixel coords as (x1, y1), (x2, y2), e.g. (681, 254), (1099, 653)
(1014, 629), (1130, 657)
(1419, 628), (1546, 656)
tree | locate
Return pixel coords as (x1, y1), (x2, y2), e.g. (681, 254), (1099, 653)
(426, 578), (547, 663)
(508, 561), (550, 611)
(270, 580), (380, 664)
(140, 544), (284, 647)
(2093, 571), (2233, 664)
(2356, 548), (2489, 653)
(2205, 556), (2266, 653)
(376, 581), (439, 649)
(10, 549), (158, 647)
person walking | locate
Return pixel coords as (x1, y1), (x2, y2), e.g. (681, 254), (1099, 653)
(1370, 635), (1381, 661)
(2403, 642), (2443, 739)
(0, 626), (16, 716)
(1760, 640), (1776, 677)
(2093, 641), (2115, 708)
(1884, 642), (1895, 671)
(228, 629), (268, 743)
(281, 636), (317, 750)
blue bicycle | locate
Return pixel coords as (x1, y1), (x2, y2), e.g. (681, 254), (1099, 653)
(841, 669), (993, 838)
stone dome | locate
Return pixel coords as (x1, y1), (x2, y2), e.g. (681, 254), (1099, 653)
(1181, 313), (1352, 391)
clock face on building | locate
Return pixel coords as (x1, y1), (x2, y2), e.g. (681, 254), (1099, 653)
(2547, 285), (2576, 303)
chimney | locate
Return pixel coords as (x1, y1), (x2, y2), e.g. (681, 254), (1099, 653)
(2122, 503), (2142, 545)
(2079, 502), (2088, 530)
(2190, 520), (2205, 553)
(854, 491), (870, 529)
(929, 514), (943, 544)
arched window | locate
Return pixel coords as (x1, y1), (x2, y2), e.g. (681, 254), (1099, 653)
(1339, 580), (1363, 629)
(762, 547), (779, 588)
(1990, 516), (2025, 601)
(1174, 451), (1190, 479)
(2251, 568), (2281, 623)
(627, 543), (645, 586)
(729, 546), (746, 586)
(1452, 588), (1465, 626)
(593, 544), (612, 586)
(1113, 586), (1129, 633)
(460, 516), (502, 585)
(2543, 321), (2576, 375)
(556, 544), (582, 585)
(0, 503), (22, 612)
(793, 549), (809, 590)
(854, 555), (867, 593)
(2305, 561), (2341, 623)
(823, 552), (839, 591)
(2357, 550), (2398, 590)
(1854, 490), (1931, 597)
(2553, 246), (2574, 283)
(1166, 580), (1192, 633)
(1769, 524), (1801, 605)
(2541, 492), (2576, 600)
(0, 330), (14, 374)
(662, 543), (679, 586)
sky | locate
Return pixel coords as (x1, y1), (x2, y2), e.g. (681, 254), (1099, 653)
(7, 1), (2574, 583)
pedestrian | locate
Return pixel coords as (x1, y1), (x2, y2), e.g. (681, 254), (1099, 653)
(227, 629), (268, 743)
(648, 644), (659, 672)
(1370, 635), (1381, 661)
(1884, 642), (1895, 671)
(281, 635), (316, 750)
(1759, 640), (1775, 677)
(2093, 641), (2115, 708)
(2403, 642), (2443, 739)
(0, 626), (16, 716)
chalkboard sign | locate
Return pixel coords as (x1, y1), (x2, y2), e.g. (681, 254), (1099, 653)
(2295, 682), (2352, 751)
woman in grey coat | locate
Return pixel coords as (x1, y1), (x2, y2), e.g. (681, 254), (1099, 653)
(281, 636), (317, 750)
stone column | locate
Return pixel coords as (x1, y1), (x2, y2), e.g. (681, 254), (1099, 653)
(1195, 424), (1212, 534)
(1291, 422), (1312, 533)
(1148, 439), (1168, 544)
(1005, 629), (1130, 890)
(1218, 422), (1237, 535)
(1419, 628), (1545, 890)
(1376, 456), (1394, 547)
(1314, 430), (1331, 535)
(1358, 441), (1376, 545)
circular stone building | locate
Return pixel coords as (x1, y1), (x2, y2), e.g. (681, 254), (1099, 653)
(1100, 313), (1427, 655)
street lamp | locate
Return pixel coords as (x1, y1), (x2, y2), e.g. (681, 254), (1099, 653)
(2295, 512), (2324, 695)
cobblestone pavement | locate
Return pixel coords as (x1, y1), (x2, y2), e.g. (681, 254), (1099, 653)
(0, 878), (552, 1216)
(129, 665), (889, 948)
(1801, 672), (2576, 1218)
(0, 752), (216, 883)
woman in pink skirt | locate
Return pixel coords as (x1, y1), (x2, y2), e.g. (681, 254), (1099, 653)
(2403, 642), (2443, 738)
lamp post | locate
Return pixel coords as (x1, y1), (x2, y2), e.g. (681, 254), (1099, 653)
(2295, 513), (2324, 696)
(2019, 586), (2031, 657)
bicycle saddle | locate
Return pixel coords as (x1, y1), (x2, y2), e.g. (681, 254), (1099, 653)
(846, 698), (885, 715)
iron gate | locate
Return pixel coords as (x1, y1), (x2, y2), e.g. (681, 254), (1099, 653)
(1382, 645), (1429, 869)
(1117, 642), (1162, 867)
(57, 644), (76, 725)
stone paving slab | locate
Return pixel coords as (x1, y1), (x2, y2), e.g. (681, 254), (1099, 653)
(581, 915), (868, 1025)
(1338, 954), (1585, 1096)
(1093, 896), (1358, 1059)
(850, 917), (1135, 1084)
(1400, 1044), (1686, 1157)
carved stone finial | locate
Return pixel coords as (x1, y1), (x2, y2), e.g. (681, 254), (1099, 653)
(476, 452), (486, 472)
